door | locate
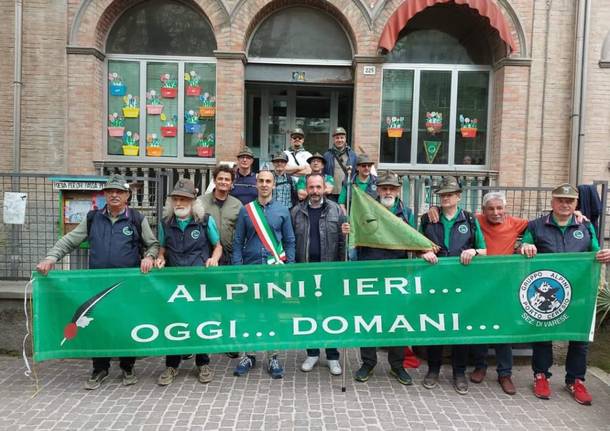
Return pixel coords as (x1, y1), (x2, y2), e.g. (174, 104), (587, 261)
(246, 85), (352, 165)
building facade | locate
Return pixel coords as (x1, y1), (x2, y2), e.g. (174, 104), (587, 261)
(1, 0), (609, 187)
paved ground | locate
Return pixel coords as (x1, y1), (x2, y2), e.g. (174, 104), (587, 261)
(1, 350), (610, 431)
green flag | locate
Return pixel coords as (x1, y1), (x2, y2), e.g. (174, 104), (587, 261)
(349, 187), (437, 251)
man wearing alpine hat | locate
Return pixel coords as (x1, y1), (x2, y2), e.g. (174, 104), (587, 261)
(521, 183), (610, 405)
(295, 152), (334, 201)
(230, 146), (258, 205)
(338, 153), (377, 213)
(284, 128), (312, 177)
(36, 174), (159, 390)
(323, 127), (358, 202)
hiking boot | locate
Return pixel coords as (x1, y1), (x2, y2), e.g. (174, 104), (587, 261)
(533, 373), (551, 399)
(268, 356), (284, 379)
(390, 367), (413, 385)
(566, 379), (592, 405)
(327, 360), (342, 376)
(225, 352), (239, 359)
(84, 369), (108, 390)
(422, 371), (439, 389)
(453, 374), (469, 395)
(354, 365), (374, 382)
(470, 367), (487, 384)
(122, 368), (138, 386)
(498, 376), (516, 395)
(301, 356), (319, 372)
(197, 365), (213, 384)
(234, 355), (255, 377)
(157, 367), (178, 386)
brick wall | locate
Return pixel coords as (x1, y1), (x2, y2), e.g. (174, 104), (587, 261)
(0, 1), (15, 172)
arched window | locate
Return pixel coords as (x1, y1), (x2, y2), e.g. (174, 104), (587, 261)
(379, 3), (499, 169)
(105, 0), (217, 160)
(248, 6), (352, 60)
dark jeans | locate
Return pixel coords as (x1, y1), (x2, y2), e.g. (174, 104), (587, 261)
(472, 344), (513, 377)
(426, 345), (468, 376)
(307, 348), (339, 360)
(92, 357), (135, 373)
(532, 341), (588, 384)
(360, 347), (403, 370)
(166, 354), (210, 368)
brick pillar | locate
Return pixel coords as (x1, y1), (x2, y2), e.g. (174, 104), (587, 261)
(352, 56), (384, 161)
(214, 51), (246, 163)
(66, 49), (105, 174)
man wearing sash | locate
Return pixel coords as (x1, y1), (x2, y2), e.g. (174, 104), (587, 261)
(231, 170), (296, 378)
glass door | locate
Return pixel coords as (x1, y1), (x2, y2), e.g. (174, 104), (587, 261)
(268, 96), (289, 157)
(295, 90), (331, 156)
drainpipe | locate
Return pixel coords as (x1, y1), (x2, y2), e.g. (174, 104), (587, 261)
(12, 0), (23, 173)
(569, 0), (590, 184)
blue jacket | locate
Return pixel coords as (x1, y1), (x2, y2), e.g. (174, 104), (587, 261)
(230, 170), (258, 205)
(232, 199), (296, 265)
(163, 216), (211, 267)
(323, 147), (358, 180)
(527, 213), (595, 253)
(420, 210), (476, 257)
(88, 207), (143, 269)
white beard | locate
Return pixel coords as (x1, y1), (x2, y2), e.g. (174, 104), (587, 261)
(174, 206), (192, 219)
(381, 196), (395, 208)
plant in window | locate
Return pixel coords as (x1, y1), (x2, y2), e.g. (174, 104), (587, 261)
(122, 94), (140, 118)
(160, 113), (178, 137)
(386, 116), (405, 138)
(146, 133), (163, 157)
(184, 110), (201, 134)
(184, 71), (202, 96)
(108, 72), (126, 96)
(145, 90), (163, 115)
(122, 131), (139, 156)
(199, 92), (216, 117)
(425, 112), (443, 134)
(459, 115), (478, 138)
(196, 133), (214, 158)
(160, 73), (178, 98)
(107, 112), (125, 137)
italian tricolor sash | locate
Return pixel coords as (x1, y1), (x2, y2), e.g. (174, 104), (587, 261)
(245, 200), (286, 265)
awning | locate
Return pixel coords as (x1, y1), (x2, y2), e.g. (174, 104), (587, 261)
(378, 0), (516, 53)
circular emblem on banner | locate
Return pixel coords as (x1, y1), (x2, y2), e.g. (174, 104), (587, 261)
(573, 230), (584, 240)
(191, 229), (201, 240)
(458, 224), (469, 234)
(519, 270), (572, 321)
(122, 226), (134, 236)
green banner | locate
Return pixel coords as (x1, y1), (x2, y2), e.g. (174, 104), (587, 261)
(33, 253), (601, 362)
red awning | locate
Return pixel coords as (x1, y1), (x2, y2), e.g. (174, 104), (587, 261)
(378, 0), (516, 53)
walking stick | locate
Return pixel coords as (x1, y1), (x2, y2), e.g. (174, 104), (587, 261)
(341, 166), (353, 393)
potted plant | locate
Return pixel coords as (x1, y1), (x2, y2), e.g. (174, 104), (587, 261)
(108, 72), (126, 96)
(145, 90), (163, 115)
(146, 133), (163, 157)
(184, 70), (201, 96)
(199, 92), (216, 117)
(107, 112), (125, 137)
(196, 133), (214, 157)
(122, 131), (139, 156)
(386, 116), (405, 138)
(459, 115), (478, 138)
(160, 113), (178, 137)
(425, 112), (443, 134)
(160, 73), (177, 98)
(184, 110), (201, 134)
(122, 94), (139, 118)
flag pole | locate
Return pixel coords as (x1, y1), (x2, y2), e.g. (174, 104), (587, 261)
(341, 166), (353, 393)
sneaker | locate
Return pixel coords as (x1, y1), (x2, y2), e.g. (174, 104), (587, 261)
(157, 367), (178, 386)
(327, 360), (342, 376)
(390, 367), (413, 385)
(182, 354), (193, 360)
(566, 379), (592, 405)
(470, 367), (487, 384)
(122, 368), (138, 386)
(498, 375), (517, 395)
(268, 356), (284, 379)
(533, 373), (551, 399)
(354, 365), (374, 382)
(453, 374), (469, 395)
(197, 365), (213, 384)
(84, 369), (108, 390)
(234, 355), (255, 377)
(301, 356), (319, 372)
(422, 371), (439, 389)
